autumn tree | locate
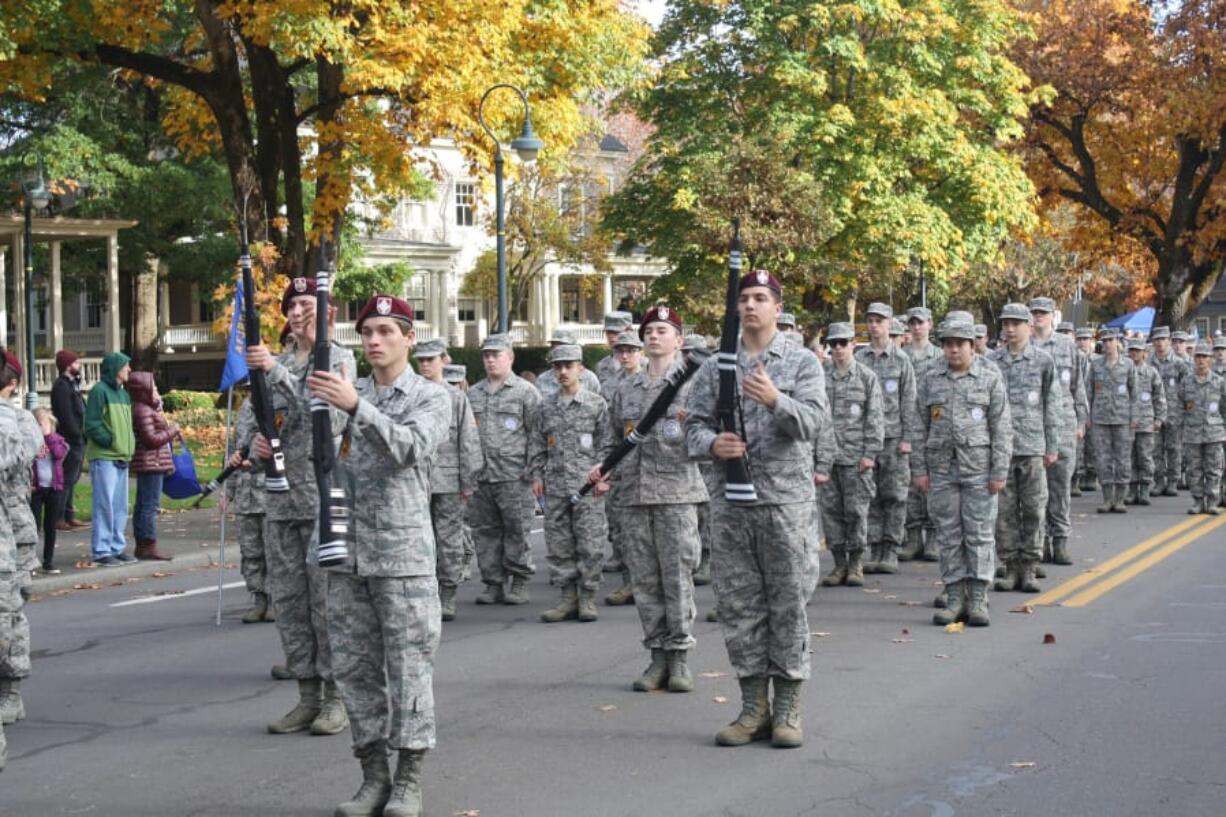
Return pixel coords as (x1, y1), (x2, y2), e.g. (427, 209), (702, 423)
(1, 1), (648, 276)
(602, 0), (1038, 329)
(1014, 0), (1226, 328)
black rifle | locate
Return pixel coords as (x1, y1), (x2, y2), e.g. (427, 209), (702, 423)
(717, 219), (757, 502)
(568, 348), (709, 505)
(311, 246), (350, 567)
(191, 445), (249, 508)
(240, 215), (289, 492)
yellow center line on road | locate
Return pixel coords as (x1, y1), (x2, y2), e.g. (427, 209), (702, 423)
(1061, 514), (1226, 608)
(1031, 514), (1213, 607)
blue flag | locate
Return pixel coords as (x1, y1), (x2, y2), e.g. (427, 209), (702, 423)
(218, 276), (250, 392)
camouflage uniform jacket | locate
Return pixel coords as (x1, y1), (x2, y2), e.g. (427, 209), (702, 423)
(1035, 332), (1089, 437)
(336, 367), (452, 577)
(685, 331), (829, 506)
(913, 356), (1013, 481)
(535, 366), (602, 399)
(1176, 372), (1226, 445)
(608, 362), (708, 505)
(0, 402), (27, 571)
(469, 372), (540, 483)
(1088, 356), (1139, 426)
(821, 359), (885, 468)
(227, 400), (265, 515)
(988, 344), (1062, 458)
(1133, 362), (1168, 429)
(0, 406), (42, 544)
(528, 387), (614, 498)
(239, 341), (357, 522)
(1152, 351), (1191, 426)
(856, 342), (918, 443)
(429, 386), (483, 495)
(595, 353), (621, 384)
(907, 341), (944, 380)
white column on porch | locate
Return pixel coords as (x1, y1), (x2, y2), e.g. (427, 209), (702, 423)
(50, 240), (64, 352)
(12, 233), (27, 373)
(106, 232), (121, 353)
(0, 246), (7, 345)
(544, 271), (560, 342)
(158, 281), (170, 335)
(603, 274), (614, 317)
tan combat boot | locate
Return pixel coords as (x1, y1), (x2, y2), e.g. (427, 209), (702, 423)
(576, 588), (599, 622)
(241, 591), (273, 624)
(863, 543), (883, 574)
(966, 580), (991, 627)
(1018, 563), (1041, 593)
(877, 544), (899, 574)
(898, 528), (923, 561)
(1051, 536), (1073, 566)
(994, 562), (1019, 592)
(475, 582), (504, 605)
(311, 681), (350, 735)
(268, 678), (322, 734)
(933, 581), (966, 626)
(715, 677), (772, 746)
(844, 550), (865, 587)
(632, 649), (669, 692)
(439, 585), (457, 622)
(0, 680), (23, 724)
(503, 575), (530, 605)
(335, 742), (391, 817)
(540, 585), (578, 623)
(666, 650), (693, 693)
(383, 749), (425, 817)
(604, 570), (635, 605)
(770, 678), (804, 748)
(820, 551), (848, 586)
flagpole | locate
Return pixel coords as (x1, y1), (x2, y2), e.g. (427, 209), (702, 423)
(215, 386), (235, 627)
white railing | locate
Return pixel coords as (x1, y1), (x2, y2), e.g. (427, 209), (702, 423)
(64, 329), (107, 353)
(555, 323), (607, 344)
(34, 357), (103, 393)
(162, 323), (223, 349)
(334, 321), (434, 347)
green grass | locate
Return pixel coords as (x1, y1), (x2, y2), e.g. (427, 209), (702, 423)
(67, 450), (225, 522)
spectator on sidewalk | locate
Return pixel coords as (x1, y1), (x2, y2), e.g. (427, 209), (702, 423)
(84, 352), (135, 566)
(128, 371), (177, 561)
(30, 408), (68, 574)
(50, 349), (88, 530)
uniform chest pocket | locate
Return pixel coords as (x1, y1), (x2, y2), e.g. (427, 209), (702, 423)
(962, 392), (992, 444)
(496, 411), (523, 433)
(773, 372), (797, 396)
(842, 384), (867, 418)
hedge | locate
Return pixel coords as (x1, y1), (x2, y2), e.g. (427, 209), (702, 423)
(351, 346), (612, 384)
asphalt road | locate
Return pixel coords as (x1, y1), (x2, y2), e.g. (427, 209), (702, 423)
(3, 494), (1225, 817)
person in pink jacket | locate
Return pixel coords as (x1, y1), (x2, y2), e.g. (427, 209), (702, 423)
(30, 408), (69, 574)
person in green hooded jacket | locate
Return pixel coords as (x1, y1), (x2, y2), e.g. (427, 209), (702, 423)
(84, 352), (135, 565)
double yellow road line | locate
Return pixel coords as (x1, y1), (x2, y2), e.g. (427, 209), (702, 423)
(1032, 513), (1226, 608)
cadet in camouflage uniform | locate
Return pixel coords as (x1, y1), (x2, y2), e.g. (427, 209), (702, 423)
(601, 331), (644, 603)
(974, 324), (990, 356)
(595, 311), (634, 385)
(529, 345), (613, 623)
(1172, 331), (1195, 490)
(856, 303), (916, 574)
(535, 329), (602, 397)
(0, 352), (37, 726)
(243, 275), (355, 736)
(415, 339), (483, 622)
(1125, 339), (1167, 506)
(1030, 298), (1088, 567)
(1149, 327), (1189, 496)
(1073, 326), (1098, 494)
(683, 334), (716, 588)
(686, 270), (828, 749)
(223, 426), (274, 624)
(468, 333), (541, 605)
(1216, 337), (1226, 506)
(989, 304), (1060, 594)
(1087, 329), (1139, 514)
(915, 319), (1011, 627)
(307, 295), (450, 817)
(816, 322), (884, 588)
(605, 307), (708, 690)
(904, 306), (944, 561)
(1178, 343), (1226, 515)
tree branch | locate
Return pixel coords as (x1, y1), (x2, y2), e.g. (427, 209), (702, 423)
(90, 43), (215, 96)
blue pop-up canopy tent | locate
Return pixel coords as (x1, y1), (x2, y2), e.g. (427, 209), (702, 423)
(1103, 306), (1155, 335)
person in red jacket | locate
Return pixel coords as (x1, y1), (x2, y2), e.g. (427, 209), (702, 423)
(128, 372), (178, 561)
(30, 408), (69, 573)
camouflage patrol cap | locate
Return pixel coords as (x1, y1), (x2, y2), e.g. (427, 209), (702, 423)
(1150, 326), (1171, 340)
(613, 330), (643, 349)
(866, 302), (893, 319)
(548, 344), (583, 364)
(939, 320), (976, 341)
(1171, 331), (1191, 342)
(481, 333), (514, 352)
(974, 324), (988, 338)
(443, 364), (467, 383)
(1098, 328), (1119, 341)
(549, 329), (578, 346)
(1126, 338), (1146, 352)
(826, 322), (855, 342)
(1029, 296), (1057, 313)
(1194, 341), (1213, 356)
(603, 311), (633, 331)
(945, 310), (976, 325)
(1075, 327), (1095, 340)
(906, 306), (933, 323)
(1214, 335), (1226, 350)
(998, 302), (1032, 323)
(1058, 321), (1074, 334)
(889, 318), (906, 336)
(413, 337), (447, 359)
(777, 312), (797, 329)
(682, 334), (708, 351)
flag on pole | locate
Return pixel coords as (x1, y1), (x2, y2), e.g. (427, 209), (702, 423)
(218, 276), (250, 392)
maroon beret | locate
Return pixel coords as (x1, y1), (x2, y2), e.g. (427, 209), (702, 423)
(638, 305), (683, 339)
(55, 349), (79, 373)
(355, 294), (414, 334)
(280, 276), (317, 315)
(739, 269), (782, 296)
(2, 349), (22, 379)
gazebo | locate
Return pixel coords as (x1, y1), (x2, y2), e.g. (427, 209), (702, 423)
(0, 214), (138, 393)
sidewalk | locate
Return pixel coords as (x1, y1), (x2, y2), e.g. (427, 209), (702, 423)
(33, 506), (233, 595)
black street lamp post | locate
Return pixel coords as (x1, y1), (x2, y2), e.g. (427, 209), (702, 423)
(20, 155), (51, 409)
(477, 84), (543, 335)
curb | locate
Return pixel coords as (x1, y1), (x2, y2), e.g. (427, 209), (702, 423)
(31, 546), (229, 595)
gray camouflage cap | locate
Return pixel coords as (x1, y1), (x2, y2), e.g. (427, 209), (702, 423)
(481, 333), (514, 351)
(826, 322), (855, 342)
(1075, 327), (1095, 339)
(906, 306), (933, 323)
(1214, 336), (1226, 350)
(682, 333), (708, 351)
(548, 344), (583, 364)
(939, 320), (976, 341)
(866, 302), (893, 319)
(974, 324), (988, 338)
(1098, 328), (1119, 341)
(998, 302), (1032, 323)
(1127, 338), (1146, 352)
(889, 318), (906, 336)
(413, 337), (447, 359)
(1194, 341), (1213, 356)
(443, 364), (467, 383)
(1171, 331), (1191, 342)
(777, 312), (797, 328)
(1029, 296), (1056, 313)
(945, 310), (976, 325)
(1058, 321), (1074, 333)
(549, 329), (578, 345)
(1150, 326), (1171, 339)
(613, 330), (643, 349)
(603, 311), (633, 331)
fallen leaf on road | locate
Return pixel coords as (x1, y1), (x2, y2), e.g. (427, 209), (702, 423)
(1010, 604), (1035, 614)
(944, 622), (965, 633)
(811, 631), (832, 638)
(698, 671), (726, 679)
(109, 581), (125, 587)
(454, 810), (481, 817)
(1043, 633), (1057, 644)
(152, 571), (173, 578)
(1009, 761), (1037, 769)
(934, 654), (953, 659)
(862, 588), (881, 594)
(712, 696), (728, 704)
(75, 560), (96, 569)
(73, 583), (102, 590)
(891, 638), (915, 644)
(899, 601), (924, 607)
(883, 594), (898, 600)
(596, 704), (617, 713)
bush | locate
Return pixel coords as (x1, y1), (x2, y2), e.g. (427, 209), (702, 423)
(162, 390), (217, 412)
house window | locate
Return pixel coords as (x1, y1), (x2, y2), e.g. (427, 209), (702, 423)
(198, 300), (215, 324)
(85, 281), (104, 329)
(1194, 317), (1210, 340)
(457, 299), (477, 322)
(408, 299), (426, 321)
(455, 182), (475, 226)
(1217, 316), (1226, 336)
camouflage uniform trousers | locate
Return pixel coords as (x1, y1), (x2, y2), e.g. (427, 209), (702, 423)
(1074, 430), (1087, 483)
(803, 503), (820, 602)
(469, 480), (535, 584)
(15, 543), (36, 601)
(327, 573), (440, 752)
(1091, 423), (1134, 486)
(819, 464), (876, 555)
(1083, 421), (1099, 480)
(1045, 437), (1076, 541)
(1131, 431), (1157, 485)
(431, 493), (469, 590)
(928, 460), (998, 584)
(711, 499), (811, 681)
(1155, 423), (1182, 489)
(605, 500), (625, 572)
(621, 504), (699, 651)
(265, 518), (333, 681)
(996, 456), (1049, 566)
(0, 571), (29, 681)
(868, 442), (910, 548)
(237, 513), (267, 596)
(1184, 443), (1225, 503)
(543, 495), (607, 592)
(905, 486), (936, 541)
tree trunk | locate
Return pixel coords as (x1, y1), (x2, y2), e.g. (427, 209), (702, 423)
(131, 256), (162, 369)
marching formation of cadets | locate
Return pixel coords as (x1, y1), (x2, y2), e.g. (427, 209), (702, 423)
(2, 272), (1226, 817)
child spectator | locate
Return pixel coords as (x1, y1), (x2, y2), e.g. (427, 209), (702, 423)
(30, 407), (68, 574)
